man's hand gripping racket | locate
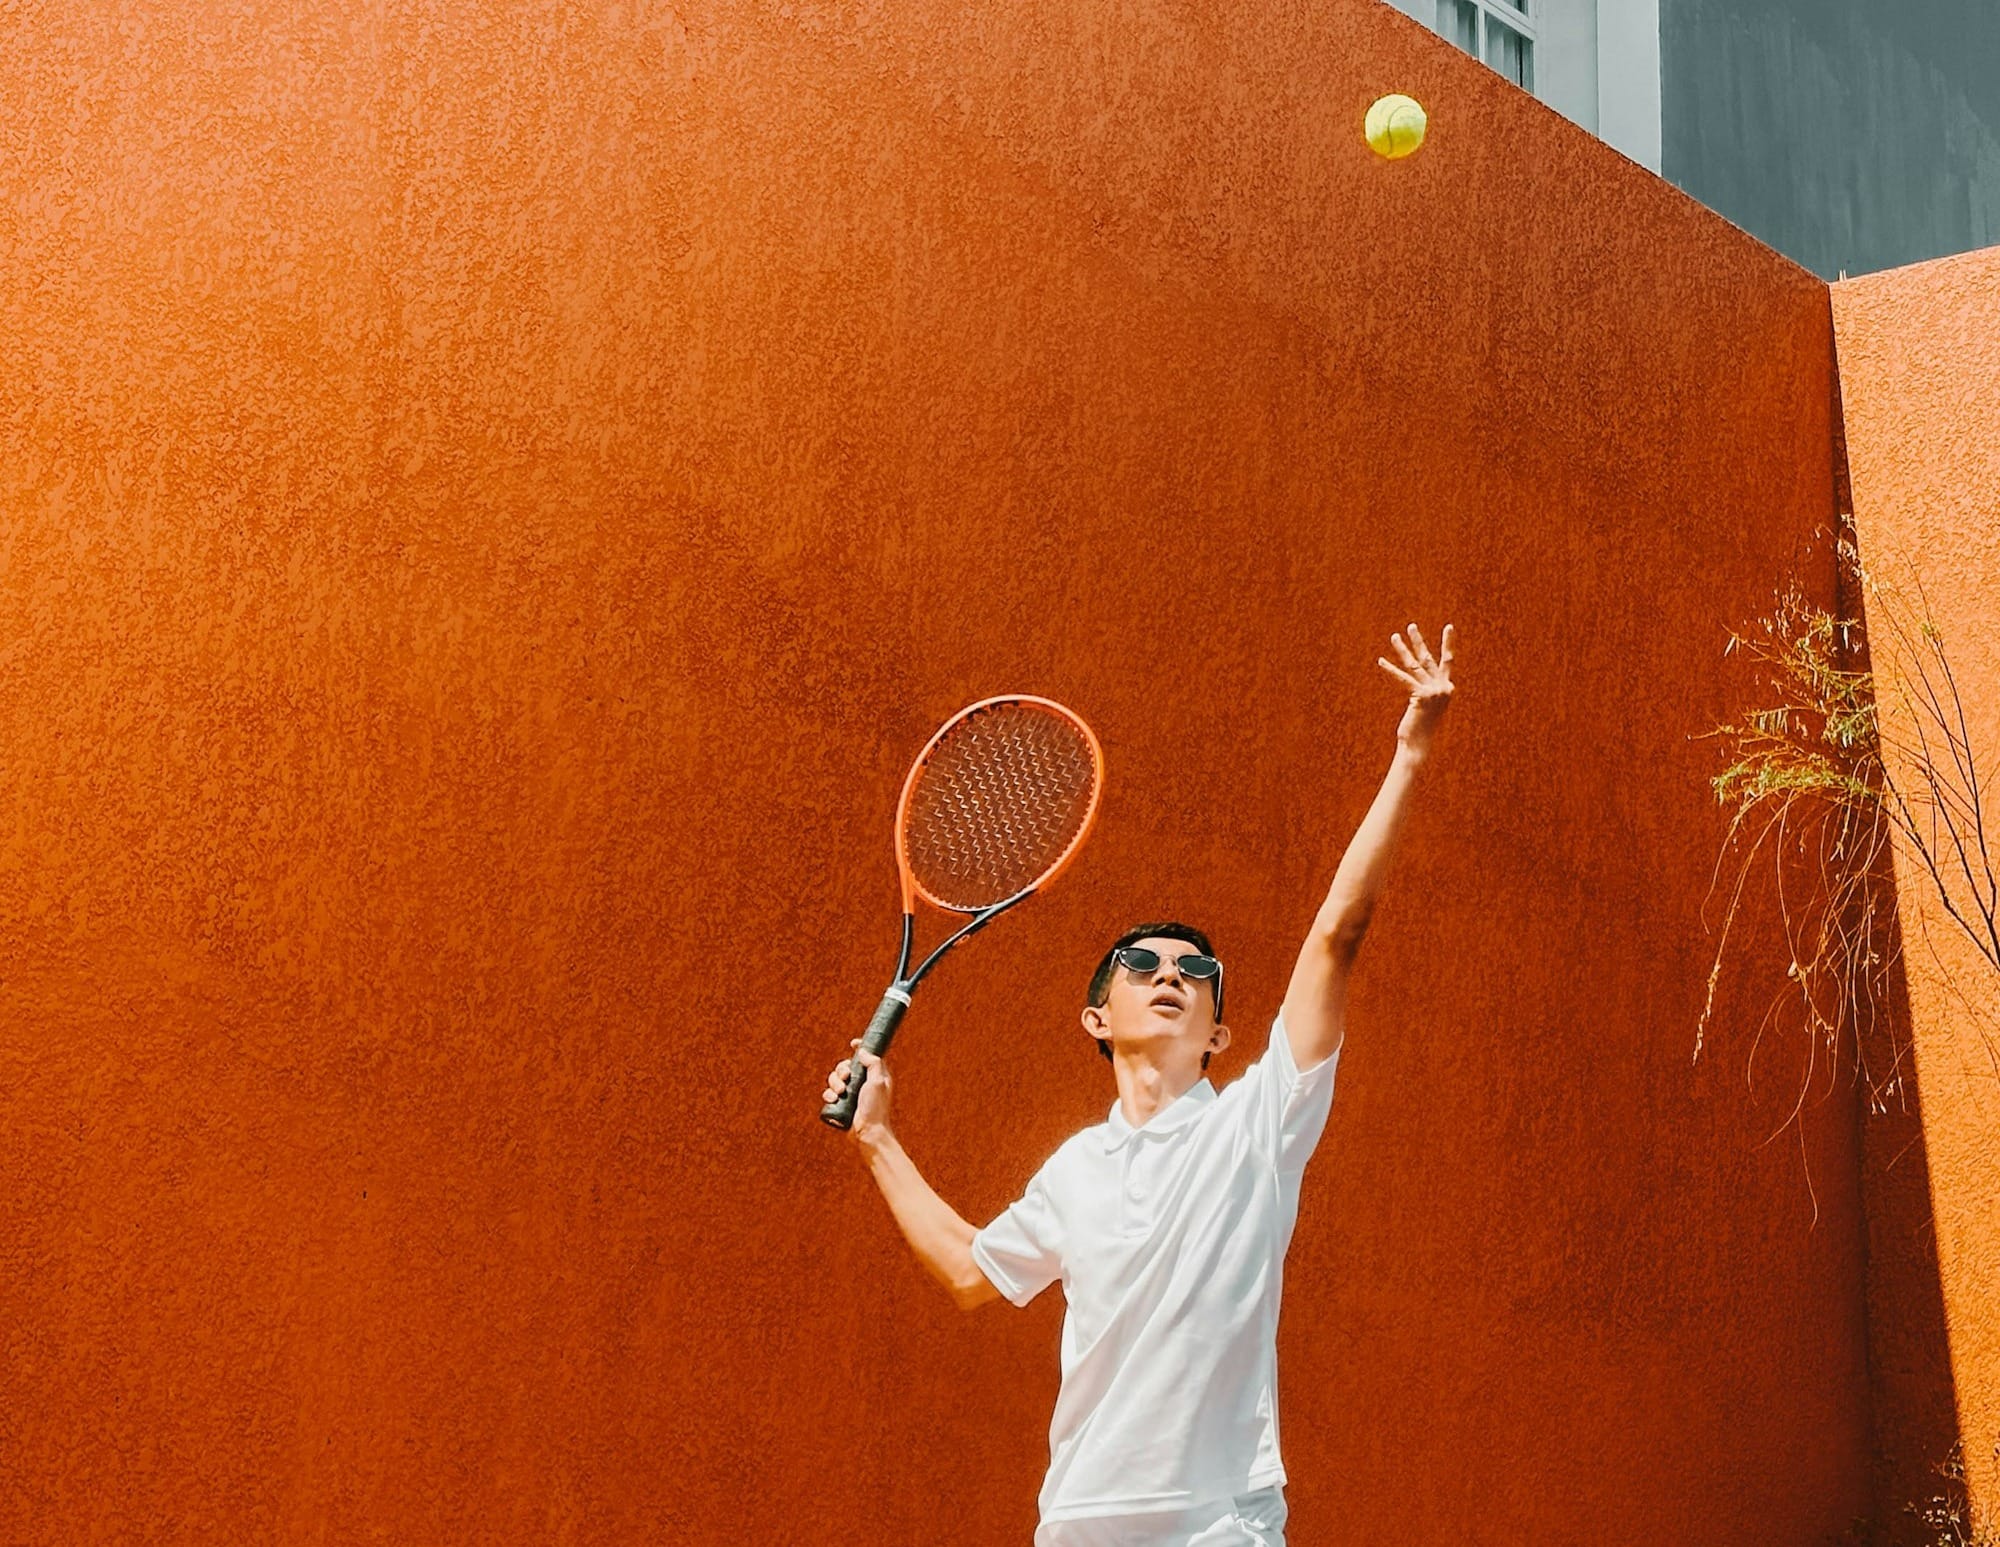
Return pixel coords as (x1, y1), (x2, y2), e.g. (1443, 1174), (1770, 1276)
(820, 696), (1104, 1132)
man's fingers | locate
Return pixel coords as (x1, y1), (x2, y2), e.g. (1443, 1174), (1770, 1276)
(1406, 623), (1436, 668)
(1379, 656), (1422, 691)
(834, 1039), (888, 1102)
(1391, 632), (1421, 671)
(1438, 622), (1455, 669)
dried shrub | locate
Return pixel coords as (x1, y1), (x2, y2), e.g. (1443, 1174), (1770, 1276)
(1699, 522), (1999, 1203)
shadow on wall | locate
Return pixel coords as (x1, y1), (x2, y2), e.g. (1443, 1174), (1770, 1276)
(1855, 900), (1966, 1543)
(1837, 365), (1964, 1538)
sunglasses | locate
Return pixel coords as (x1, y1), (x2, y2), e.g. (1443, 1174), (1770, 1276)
(1112, 946), (1225, 1020)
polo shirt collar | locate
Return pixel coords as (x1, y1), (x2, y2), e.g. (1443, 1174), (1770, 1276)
(1104, 1077), (1217, 1152)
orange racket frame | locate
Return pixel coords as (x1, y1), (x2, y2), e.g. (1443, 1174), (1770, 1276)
(820, 695), (1105, 1131)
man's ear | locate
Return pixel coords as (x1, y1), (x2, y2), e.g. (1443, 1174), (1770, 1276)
(1081, 1002), (1109, 1040)
(1207, 1021), (1232, 1056)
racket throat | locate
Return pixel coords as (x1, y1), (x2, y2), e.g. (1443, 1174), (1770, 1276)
(908, 889), (1031, 987)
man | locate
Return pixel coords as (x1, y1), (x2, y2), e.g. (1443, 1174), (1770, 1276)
(822, 623), (1457, 1545)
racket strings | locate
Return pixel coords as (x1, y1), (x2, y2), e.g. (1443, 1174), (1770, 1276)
(904, 705), (1098, 911)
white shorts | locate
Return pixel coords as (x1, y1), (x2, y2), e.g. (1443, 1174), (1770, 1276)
(1033, 1487), (1287, 1547)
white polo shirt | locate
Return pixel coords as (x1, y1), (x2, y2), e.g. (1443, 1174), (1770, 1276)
(971, 1012), (1339, 1526)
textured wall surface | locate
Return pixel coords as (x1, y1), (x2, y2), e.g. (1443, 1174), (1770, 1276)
(1662, 0), (2000, 280)
(1835, 246), (2000, 1524)
(1, 1), (1867, 1542)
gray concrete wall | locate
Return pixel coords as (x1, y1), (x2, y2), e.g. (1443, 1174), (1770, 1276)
(1661, 0), (2000, 278)
(1539, 0), (1602, 139)
(1598, 0), (1661, 172)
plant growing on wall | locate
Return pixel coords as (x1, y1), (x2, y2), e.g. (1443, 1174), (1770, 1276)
(1696, 519), (1999, 1126)
(1841, 1439), (2000, 1546)
(1906, 1438), (2000, 1547)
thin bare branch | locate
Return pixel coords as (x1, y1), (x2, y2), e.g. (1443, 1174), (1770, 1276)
(1699, 519), (1998, 1183)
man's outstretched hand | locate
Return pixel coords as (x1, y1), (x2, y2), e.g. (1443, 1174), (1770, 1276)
(1378, 622), (1456, 759)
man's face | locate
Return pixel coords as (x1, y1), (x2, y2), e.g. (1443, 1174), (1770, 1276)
(1085, 936), (1230, 1066)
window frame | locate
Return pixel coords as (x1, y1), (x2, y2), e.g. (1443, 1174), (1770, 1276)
(1438, 0), (1537, 93)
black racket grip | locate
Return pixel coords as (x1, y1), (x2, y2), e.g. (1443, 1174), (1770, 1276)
(820, 988), (910, 1131)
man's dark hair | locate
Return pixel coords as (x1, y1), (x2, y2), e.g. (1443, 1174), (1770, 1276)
(1087, 921), (1218, 1069)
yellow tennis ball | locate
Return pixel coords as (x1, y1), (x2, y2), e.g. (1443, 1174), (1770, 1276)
(1365, 94), (1428, 160)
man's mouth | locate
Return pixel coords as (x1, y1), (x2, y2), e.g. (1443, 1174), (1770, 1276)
(1149, 992), (1185, 1013)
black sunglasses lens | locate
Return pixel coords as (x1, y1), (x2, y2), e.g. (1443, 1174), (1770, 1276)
(1118, 947), (1220, 980)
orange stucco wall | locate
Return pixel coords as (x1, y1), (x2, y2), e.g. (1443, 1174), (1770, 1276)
(1, 2), (1881, 1542)
(1835, 248), (2000, 1523)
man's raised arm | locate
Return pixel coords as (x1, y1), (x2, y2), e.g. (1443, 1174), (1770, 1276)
(824, 1040), (1002, 1310)
(1280, 623), (1457, 1071)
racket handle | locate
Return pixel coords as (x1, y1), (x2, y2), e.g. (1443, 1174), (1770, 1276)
(820, 988), (910, 1131)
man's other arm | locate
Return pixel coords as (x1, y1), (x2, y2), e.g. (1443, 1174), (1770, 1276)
(828, 1042), (1001, 1310)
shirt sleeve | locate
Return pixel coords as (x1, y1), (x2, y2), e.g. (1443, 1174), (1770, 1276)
(1234, 1010), (1340, 1176)
(970, 1161), (1065, 1308)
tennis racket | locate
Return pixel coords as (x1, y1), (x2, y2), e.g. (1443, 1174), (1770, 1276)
(819, 695), (1105, 1131)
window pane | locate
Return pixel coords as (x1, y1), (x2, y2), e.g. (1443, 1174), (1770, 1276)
(1495, 0), (1528, 13)
(1484, 17), (1533, 90)
(1443, 0), (1478, 52)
